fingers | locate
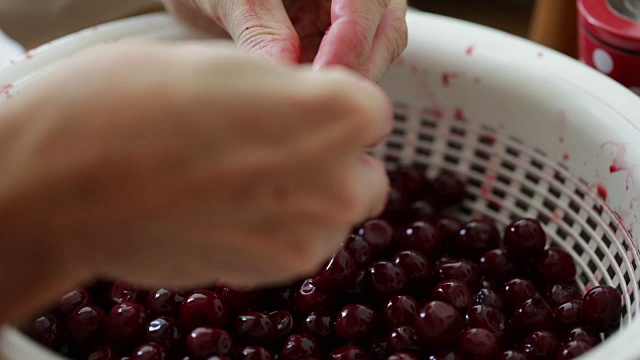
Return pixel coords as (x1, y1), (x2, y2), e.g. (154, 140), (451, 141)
(194, 0), (302, 63)
(361, 0), (409, 80)
(313, 0), (390, 71)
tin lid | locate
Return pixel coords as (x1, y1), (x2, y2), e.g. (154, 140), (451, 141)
(578, 0), (640, 52)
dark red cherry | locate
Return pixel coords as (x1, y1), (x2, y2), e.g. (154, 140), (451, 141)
(24, 315), (65, 350)
(474, 288), (502, 309)
(383, 180), (411, 222)
(130, 343), (167, 360)
(381, 295), (419, 329)
(358, 219), (394, 251)
(388, 353), (418, 360)
(65, 305), (106, 349)
(269, 310), (294, 339)
(520, 330), (560, 360)
(394, 165), (431, 200)
(543, 284), (581, 307)
(503, 218), (546, 259)
(235, 346), (275, 360)
(86, 343), (118, 360)
(395, 221), (443, 257)
(435, 259), (480, 288)
(456, 328), (499, 360)
(105, 303), (150, 349)
(369, 337), (389, 360)
(391, 250), (432, 292)
(454, 220), (500, 257)
(431, 172), (467, 207)
(582, 285), (622, 332)
(329, 345), (370, 360)
(410, 201), (439, 221)
(145, 316), (184, 355)
(299, 310), (333, 343)
(563, 327), (601, 346)
(365, 261), (408, 299)
(231, 311), (276, 346)
(186, 327), (233, 359)
(499, 350), (526, 360)
(428, 350), (464, 360)
(502, 278), (537, 313)
(58, 289), (92, 317)
(262, 285), (297, 312)
(431, 280), (474, 310)
(479, 249), (518, 281)
(279, 334), (320, 360)
(436, 218), (463, 246)
(335, 304), (378, 342)
(387, 326), (419, 354)
(180, 290), (230, 330)
(510, 295), (555, 335)
(479, 277), (500, 292)
(345, 269), (367, 300)
(415, 301), (464, 348)
(346, 235), (374, 268)
(556, 340), (593, 360)
(295, 279), (338, 313)
(465, 305), (509, 342)
(147, 289), (184, 317)
(312, 248), (356, 290)
(111, 281), (148, 305)
(533, 248), (576, 284)
(215, 283), (262, 314)
(554, 300), (582, 331)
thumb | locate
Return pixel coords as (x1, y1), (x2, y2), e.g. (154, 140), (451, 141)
(195, 0), (301, 63)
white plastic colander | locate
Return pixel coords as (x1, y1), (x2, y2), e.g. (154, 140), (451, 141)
(1, 9), (640, 360)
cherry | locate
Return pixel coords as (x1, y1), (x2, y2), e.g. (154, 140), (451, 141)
(346, 235), (374, 268)
(533, 248), (576, 284)
(465, 305), (509, 343)
(431, 172), (467, 207)
(563, 326), (601, 346)
(383, 181), (411, 220)
(499, 350), (526, 360)
(387, 326), (419, 354)
(478, 249), (518, 282)
(436, 218), (463, 246)
(105, 303), (150, 349)
(312, 248), (356, 290)
(24, 315), (65, 350)
(130, 343), (167, 360)
(262, 285), (297, 312)
(410, 201), (439, 222)
(147, 289), (184, 317)
(145, 317), (184, 355)
(510, 295), (555, 335)
(180, 290), (230, 329)
(279, 334), (320, 360)
(299, 310), (333, 343)
(502, 278), (537, 313)
(415, 301), (464, 348)
(335, 304), (377, 342)
(58, 289), (92, 317)
(519, 330), (559, 360)
(381, 295), (419, 329)
(479, 277), (500, 293)
(395, 221), (443, 257)
(368, 337), (389, 360)
(215, 284), (262, 314)
(186, 327), (233, 359)
(455, 220), (500, 257)
(435, 259), (480, 288)
(269, 310), (294, 339)
(358, 219), (394, 251)
(329, 345), (370, 360)
(556, 340), (593, 360)
(543, 284), (581, 307)
(391, 250), (433, 291)
(111, 281), (148, 305)
(431, 280), (474, 310)
(474, 288), (503, 309)
(393, 165), (431, 200)
(235, 346), (275, 360)
(86, 344), (119, 360)
(582, 285), (622, 332)
(65, 305), (106, 349)
(231, 311), (277, 346)
(387, 353), (418, 360)
(345, 269), (367, 300)
(503, 218), (546, 259)
(428, 350), (464, 360)
(456, 328), (499, 360)
(554, 300), (583, 331)
(365, 261), (408, 299)
(295, 279), (338, 313)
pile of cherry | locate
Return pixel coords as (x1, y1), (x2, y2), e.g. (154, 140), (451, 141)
(23, 166), (623, 360)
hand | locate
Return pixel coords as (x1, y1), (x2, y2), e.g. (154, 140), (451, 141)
(163, 0), (408, 81)
(0, 41), (391, 293)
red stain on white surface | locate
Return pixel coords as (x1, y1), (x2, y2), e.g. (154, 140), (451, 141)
(473, 76), (482, 84)
(1, 83), (13, 99)
(410, 64), (419, 74)
(597, 184), (608, 200)
(552, 210), (562, 221)
(441, 71), (463, 86)
(480, 133), (497, 145)
(537, 51), (544, 58)
(562, 153), (570, 161)
(601, 141), (637, 191)
(465, 45), (475, 56)
(24, 51), (33, 60)
(454, 107), (465, 121)
(557, 111), (567, 144)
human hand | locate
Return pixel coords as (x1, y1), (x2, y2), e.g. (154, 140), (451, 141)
(162, 0), (408, 81)
(0, 41), (391, 292)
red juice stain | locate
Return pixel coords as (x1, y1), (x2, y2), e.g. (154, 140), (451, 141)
(597, 184), (608, 200)
(454, 107), (465, 121)
(410, 64), (419, 74)
(480, 133), (497, 145)
(473, 76), (482, 83)
(552, 210), (562, 221)
(25, 52), (33, 59)
(560, 136), (565, 144)
(1, 83), (13, 99)
(441, 72), (463, 86)
(537, 51), (544, 58)
(610, 164), (624, 173)
(601, 141), (636, 191)
(465, 45), (475, 56)
(562, 153), (570, 161)
(557, 111), (567, 144)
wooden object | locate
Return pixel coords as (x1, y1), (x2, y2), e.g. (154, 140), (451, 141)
(529, 0), (579, 57)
